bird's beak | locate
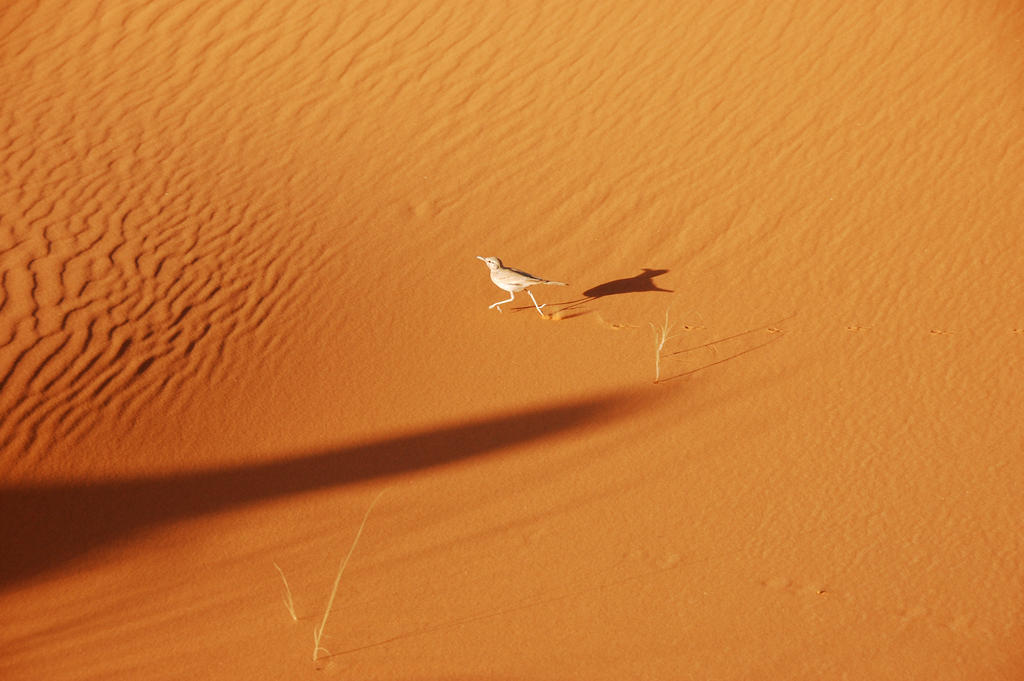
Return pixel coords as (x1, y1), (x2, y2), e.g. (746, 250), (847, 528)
(476, 256), (485, 261)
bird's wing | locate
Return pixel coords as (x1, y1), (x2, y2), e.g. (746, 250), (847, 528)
(505, 267), (543, 282)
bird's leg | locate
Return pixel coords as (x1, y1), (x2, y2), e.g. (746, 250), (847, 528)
(526, 289), (547, 316)
(489, 290), (515, 311)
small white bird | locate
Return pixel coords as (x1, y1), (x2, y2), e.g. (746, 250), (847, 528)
(477, 256), (567, 316)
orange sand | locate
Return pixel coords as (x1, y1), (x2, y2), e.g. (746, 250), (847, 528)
(2, 1), (1023, 679)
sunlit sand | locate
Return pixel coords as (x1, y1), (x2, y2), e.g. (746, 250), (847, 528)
(2, 2), (1022, 679)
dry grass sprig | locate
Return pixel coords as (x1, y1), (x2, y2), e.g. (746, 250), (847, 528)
(273, 562), (298, 621)
(312, 490), (386, 662)
(650, 309), (675, 383)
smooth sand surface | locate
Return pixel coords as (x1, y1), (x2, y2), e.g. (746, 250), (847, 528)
(2, 1), (1022, 679)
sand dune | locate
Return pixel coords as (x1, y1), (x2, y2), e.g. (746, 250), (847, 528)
(2, 1), (1022, 679)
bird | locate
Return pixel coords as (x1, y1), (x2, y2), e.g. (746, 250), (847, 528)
(477, 256), (567, 316)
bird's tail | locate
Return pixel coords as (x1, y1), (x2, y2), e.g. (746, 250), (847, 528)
(543, 280), (567, 286)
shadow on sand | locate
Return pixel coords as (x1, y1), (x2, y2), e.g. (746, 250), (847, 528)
(549, 268), (672, 316)
(656, 314), (795, 383)
(582, 269), (672, 298)
(0, 393), (644, 590)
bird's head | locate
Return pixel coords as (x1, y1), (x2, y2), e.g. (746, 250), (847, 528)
(476, 256), (503, 270)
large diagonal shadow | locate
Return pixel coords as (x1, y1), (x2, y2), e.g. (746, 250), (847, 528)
(0, 393), (644, 589)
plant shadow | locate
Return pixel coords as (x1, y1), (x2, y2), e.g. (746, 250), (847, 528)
(656, 314), (795, 383)
(0, 393), (644, 590)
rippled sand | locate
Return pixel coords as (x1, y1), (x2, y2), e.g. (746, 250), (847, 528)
(2, 2), (1022, 679)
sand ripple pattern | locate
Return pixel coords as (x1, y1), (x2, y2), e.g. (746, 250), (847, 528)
(0, 1), (340, 467)
(4, 0), (1022, 470)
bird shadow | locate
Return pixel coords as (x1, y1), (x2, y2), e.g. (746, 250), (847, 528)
(550, 268), (672, 315)
(583, 269), (672, 298)
(0, 393), (645, 590)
